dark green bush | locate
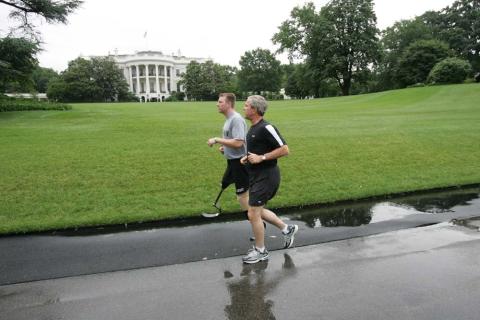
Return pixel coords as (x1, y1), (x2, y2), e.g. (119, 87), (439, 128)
(427, 58), (472, 84)
(0, 95), (71, 112)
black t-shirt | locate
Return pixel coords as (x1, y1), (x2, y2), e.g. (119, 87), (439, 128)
(246, 119), (287, 170)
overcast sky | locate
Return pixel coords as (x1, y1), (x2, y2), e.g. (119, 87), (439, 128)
(0, 0), (456, 72)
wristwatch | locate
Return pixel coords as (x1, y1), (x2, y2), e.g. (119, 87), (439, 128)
(261, 155), (267, 161)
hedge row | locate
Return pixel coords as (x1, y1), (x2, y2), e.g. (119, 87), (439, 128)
(0, 96), (71, 112)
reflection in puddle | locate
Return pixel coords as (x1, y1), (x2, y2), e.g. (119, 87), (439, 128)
(291, 187), (479, 229)
(451, 217), (480, 231)
(370, 202), (420, 223)
(224, 254), (296, 320)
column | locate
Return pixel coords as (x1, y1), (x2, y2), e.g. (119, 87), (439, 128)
(135, 65), (140, 95)
(128, 66), (133, 92)
(145, 65), (150, 97)
(155, 64), (160, 97)
(169, 66), (174, 94)
(164, 65), (168, 93)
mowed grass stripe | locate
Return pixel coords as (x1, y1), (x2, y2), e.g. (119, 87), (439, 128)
(0, 83), (479, 234)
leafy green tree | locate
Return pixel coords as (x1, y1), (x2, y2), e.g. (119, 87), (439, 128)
(1, 0), (82, 94)
(0, 37), (39, 92)
(283, 63), (319, 98)
(46, 78), (67, 101)
(32, 66), (58, 92)
(433, 0), (480, 72)
(47, 57), (130, 102)
(179, 61), (203, 100)
(427, 57), (472, 84)
(378, 18), (436, 89)
(397, 39), (452, 87)
(283, 64), (302, 98)
(1, 0), (83, 39)
(273, 0), (380, 96)
(179, 60), (236, 100)
(90, 57), (130, 102)
(49, 58), (99, 102)
(237, 48), (282, 94)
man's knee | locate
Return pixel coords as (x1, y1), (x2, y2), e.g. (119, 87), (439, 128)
(237, 191), (249, 211)
(248, 206), (263, 221)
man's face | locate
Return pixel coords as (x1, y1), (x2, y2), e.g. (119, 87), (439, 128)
(217, 96), (230, 114)
(243, 101), (255, 120)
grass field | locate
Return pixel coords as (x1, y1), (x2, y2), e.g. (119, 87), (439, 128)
(1, 83), (479, 234)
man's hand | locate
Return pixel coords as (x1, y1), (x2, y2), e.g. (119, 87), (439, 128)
(240, 155), (248, 165)
(247, 152), (264, 164)
(219, 146), (224, 154)
(207, 137), (217, 147)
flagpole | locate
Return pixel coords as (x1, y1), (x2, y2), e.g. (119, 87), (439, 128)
(144, 31), (148, 51)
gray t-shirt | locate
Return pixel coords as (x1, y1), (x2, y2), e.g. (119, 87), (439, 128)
(223, 111), (247, 160)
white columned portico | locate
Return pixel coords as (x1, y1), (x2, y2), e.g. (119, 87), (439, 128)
(155, 64), (160, 98)
(135, 65), (140, 95)
(112, 51), (209, 101)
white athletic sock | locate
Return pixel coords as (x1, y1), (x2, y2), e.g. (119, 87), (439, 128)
(282, 225), (289, 234)
(256, 246), (265, 253)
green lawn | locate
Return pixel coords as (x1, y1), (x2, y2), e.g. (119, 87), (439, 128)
(1, 83), (479, 234)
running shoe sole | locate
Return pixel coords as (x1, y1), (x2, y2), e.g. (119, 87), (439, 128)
(243, 253), (269, 264)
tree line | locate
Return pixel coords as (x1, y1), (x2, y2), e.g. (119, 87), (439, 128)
(184, 0), (478, 100)
(1, 0), (479, 103)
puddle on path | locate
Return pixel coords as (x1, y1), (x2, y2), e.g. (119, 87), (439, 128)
(41, 185), (480, 237)
(283, 186), (479, 229)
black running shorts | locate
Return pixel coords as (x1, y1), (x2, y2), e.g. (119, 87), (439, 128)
(248, 165), (280, 207)
(222, 158), (249, 195)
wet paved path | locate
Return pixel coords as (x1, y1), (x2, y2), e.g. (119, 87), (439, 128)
(1, 222), (480, 320)
(1, 186), (479, 285)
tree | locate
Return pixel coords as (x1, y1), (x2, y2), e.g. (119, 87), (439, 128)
(32, 66), (58, 92)
(432, 0), (480, 72)
(47, 57), (130, 102)
(0, 37), (39, 92)
(90, 57), (130, 102)
(1, 0), (82, 94)
(179, 60), (236, 100)
(283, 64), (302, 98)
(273, 0), (380, 96)
(397, 39), (452, 86)
(237, 48), (282, 94)
(1, 0), (83, 39)
(48, 57), (99, 102)
(378, 18), (436, 89)
(283, 63), (319, 98)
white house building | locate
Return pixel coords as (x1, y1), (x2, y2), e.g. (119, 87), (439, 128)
(112, 51), (209, 102)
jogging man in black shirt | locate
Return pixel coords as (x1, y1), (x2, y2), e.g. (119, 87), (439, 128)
(240, 95), (298, 264)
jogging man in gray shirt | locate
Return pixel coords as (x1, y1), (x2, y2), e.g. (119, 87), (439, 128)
(208, 93), (249, 211)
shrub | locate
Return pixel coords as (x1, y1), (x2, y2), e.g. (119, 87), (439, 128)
(427, 58), (472, 84)
(0, 95), (71, 112)
(397, 39), (452, 87)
